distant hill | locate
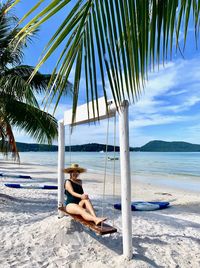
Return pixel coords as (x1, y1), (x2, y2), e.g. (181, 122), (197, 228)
(10, 140), (200, 152)
(15, 142), (58, 152)
(139, 140), (200, 152)
(15, 142), (121, 152)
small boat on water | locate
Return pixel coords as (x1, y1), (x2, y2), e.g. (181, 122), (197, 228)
(107, 157), (119, 161)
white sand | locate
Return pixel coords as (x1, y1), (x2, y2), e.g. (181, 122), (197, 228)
(0, 160), (200, 268)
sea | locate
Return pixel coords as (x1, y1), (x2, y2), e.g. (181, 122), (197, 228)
(7, 151), (200, 193)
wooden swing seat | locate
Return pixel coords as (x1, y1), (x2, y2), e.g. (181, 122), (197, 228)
(58, 207), (117, 235)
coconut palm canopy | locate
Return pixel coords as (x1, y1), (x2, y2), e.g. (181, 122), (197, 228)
(0, 1), (72, 160)
(8, 0), (200, 120)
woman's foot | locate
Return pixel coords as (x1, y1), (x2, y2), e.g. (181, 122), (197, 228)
(95, 217), (107, 226)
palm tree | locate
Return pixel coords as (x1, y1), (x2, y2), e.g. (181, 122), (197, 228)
(8, 0), (200, 116)
(0, 1), (71, 160)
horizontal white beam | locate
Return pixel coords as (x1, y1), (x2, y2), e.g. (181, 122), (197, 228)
(64, 97), (116, 126)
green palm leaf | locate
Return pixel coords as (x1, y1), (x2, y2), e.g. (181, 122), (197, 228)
(2, 96), (58, 144)
(10, 0), (200, 117)
(0, 1), (71, 159)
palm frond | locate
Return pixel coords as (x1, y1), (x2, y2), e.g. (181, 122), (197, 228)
(0, 1), (67, 159)
(10, 0), (200, 117)
(3, 97), (58, 144)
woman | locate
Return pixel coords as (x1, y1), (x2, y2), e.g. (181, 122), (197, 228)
(64, 163), (107, 225)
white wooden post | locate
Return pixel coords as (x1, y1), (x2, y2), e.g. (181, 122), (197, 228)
(58, 120), (65, 208)
(119, 100), (132, 259)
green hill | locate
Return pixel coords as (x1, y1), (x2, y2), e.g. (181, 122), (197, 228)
(5, 140), (200, 152)
(15, 142), (121, 152)
(140, 140), (200, 152)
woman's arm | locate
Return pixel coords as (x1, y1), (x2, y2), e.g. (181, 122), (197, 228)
(65, 180), (88, 199)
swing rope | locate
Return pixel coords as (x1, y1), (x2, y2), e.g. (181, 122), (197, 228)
(112, 113), (117, 226)
(69, 126), (72, 165)
(101, 114), (110, 220)
(101, 111), (117, 228)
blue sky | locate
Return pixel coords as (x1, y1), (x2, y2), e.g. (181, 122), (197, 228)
(13, 1), (200, 147)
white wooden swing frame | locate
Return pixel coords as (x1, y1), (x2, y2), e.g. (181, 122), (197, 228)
(57, 97), (132, 259)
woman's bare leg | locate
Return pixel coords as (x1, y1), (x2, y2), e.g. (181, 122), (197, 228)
(66, 203), (106, 225)
(79, 199), (96, 217)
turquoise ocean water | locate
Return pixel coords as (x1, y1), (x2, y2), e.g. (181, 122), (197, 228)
(10, 151), (200, 192)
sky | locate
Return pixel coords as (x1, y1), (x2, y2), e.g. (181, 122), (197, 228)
(12, 1), (200, 147)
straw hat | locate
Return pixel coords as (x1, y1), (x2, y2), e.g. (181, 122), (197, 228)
(64, 163), (86, 174)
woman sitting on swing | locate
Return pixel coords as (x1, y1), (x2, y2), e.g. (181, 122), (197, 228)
(64, 163), (107, 226)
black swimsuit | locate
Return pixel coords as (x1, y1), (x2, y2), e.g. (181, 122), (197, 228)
(64, 179), (84, 206)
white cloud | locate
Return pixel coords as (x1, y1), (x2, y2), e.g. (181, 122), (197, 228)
(129, 63), (177, 114)
(128, 56), (200, 124)
(130, 114), (189, 128)
(169, 96), (200, 113)
(13, 54), (200, 147)
(165, 89), (187, 96)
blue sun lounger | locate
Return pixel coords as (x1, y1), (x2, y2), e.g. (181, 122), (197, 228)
(0, 174), (32, 179)
(4, 183), (57, 190)
(114, 201), (170, 211)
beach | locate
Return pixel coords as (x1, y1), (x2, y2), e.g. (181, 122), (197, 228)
(0, 158), (200, 268)
(2, 1), (200, 267)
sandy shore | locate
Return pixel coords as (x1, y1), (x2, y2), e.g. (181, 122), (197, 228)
(0, 160), (200, 268)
